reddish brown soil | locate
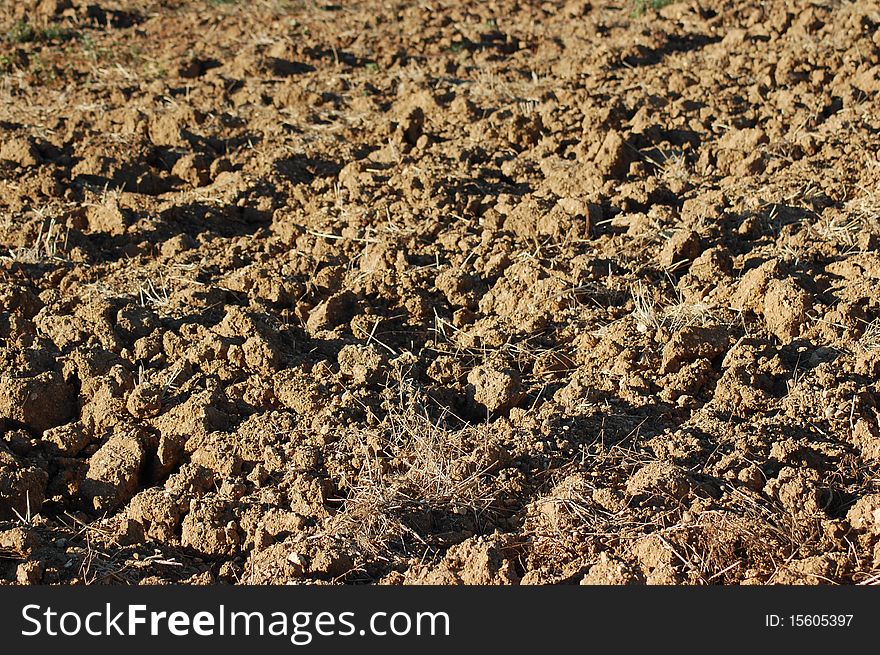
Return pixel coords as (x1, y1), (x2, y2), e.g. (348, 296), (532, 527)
(1, 0), (880, 585)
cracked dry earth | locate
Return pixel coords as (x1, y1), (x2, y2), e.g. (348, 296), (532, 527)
(1, 0), (880, 586)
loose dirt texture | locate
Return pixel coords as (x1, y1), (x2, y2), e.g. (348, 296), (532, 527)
(1, 0), (880, 586)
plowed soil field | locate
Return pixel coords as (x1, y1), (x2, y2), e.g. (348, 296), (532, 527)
(1, 0), (880, 585)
